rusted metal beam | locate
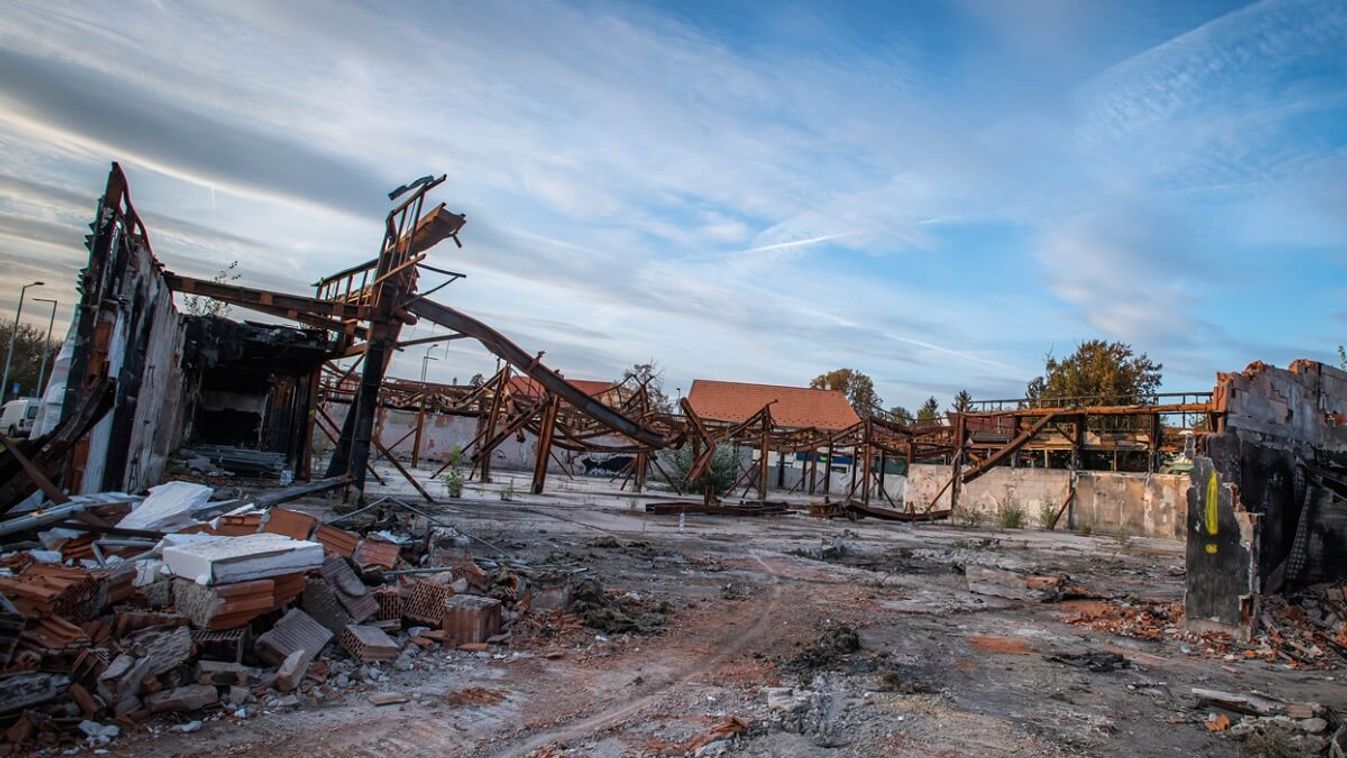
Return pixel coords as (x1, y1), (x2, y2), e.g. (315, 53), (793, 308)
(531, 393), (560, 495)
(0, 435), (70, 505)
(164, 273), (368, 321)
(959, 412), (1059, 484)
(404, 298), (669, 449)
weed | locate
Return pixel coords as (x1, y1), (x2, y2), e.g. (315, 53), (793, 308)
(956, 506), (986, 529)
(1241, 729), (1300, 758)
(499, 479), (515, 502)
(1077, 522), (1093, 537)
(1114, 524), (1131, 548)
(995, 486), (1026, 529)
(439, 445), (465, 498)
(1037, 496), (1058, 529)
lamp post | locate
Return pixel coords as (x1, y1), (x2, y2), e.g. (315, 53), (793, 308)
(420, 353), (439, 384)
(1, 281), (43, 402)
(413, 350), (439, 468)
(32, 298), (57, 399)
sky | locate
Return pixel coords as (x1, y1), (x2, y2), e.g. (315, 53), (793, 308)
(0, 0), (1344, 412)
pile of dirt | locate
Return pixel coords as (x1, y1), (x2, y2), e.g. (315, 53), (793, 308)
(784, 623), (861, 674)
(569, 578), (669, 635)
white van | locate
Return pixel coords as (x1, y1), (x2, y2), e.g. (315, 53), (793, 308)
(1, 397), (39, 438)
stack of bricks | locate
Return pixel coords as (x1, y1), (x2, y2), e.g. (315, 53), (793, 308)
(173, 579), (276, 630)
(0, 564), (103, 620)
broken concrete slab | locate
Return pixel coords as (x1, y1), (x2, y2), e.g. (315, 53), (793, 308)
(275, 649), (309, 692)
(0, 672), (69, 715)
(162, 532), (323, 585)
(119, 481), (212, 532)
(145, 683), (218, 713)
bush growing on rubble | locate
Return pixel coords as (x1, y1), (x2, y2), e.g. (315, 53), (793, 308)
(665, 443), (738, 495)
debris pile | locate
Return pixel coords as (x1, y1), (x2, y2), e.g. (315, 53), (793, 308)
(1193, 687), (1343, 756)
(1255, 583), (1347, 668)
(0, 488), (546, 753)
(1066, 585), (1347, 669)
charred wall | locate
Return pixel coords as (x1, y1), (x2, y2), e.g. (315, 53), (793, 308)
(1184, 360), (1347, 637)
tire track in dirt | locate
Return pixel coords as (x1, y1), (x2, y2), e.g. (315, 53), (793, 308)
(496, 551), (791, 757)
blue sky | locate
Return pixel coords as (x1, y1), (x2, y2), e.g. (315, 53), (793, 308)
(0, 0), (1343, 411)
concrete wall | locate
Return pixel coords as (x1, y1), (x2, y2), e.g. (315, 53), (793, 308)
(318, 402), (642, 477)
(903, 462), (1186, 540)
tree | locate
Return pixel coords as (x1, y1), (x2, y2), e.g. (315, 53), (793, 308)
(1026, 339), (1162, 407)
(1, 319), (63, 400)
(1339, 345), (1346, 371)
(888, 405), (913, 424)
(468, 373), (484, 387)
(621, 361), (672, 413)
(810, 368), (881, 416)
(916, 396), (940, 423)
(182, 261), (241, 318)
(950, 390), (973, 413)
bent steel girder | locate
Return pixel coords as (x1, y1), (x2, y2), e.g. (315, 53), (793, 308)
(404, 298), (672, 449)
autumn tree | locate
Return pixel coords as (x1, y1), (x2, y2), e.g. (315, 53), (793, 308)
(622, 361), (672, 413)
(810, 368), (881, 416)
(1025, 339), (1162, 407)
(916, 396), (940, 423)
(0, 319), (63, 400)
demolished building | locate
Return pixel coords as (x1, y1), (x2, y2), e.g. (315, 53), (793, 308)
(0, 163), (1343, 751)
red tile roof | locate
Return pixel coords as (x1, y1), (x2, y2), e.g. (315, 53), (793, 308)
(686, 380), (861, 431)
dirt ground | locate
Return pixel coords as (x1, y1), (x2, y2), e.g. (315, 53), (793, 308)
(89, 466), (1343, 758)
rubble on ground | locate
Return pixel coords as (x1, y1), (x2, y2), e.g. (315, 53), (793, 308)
(0, 486), (643, 753)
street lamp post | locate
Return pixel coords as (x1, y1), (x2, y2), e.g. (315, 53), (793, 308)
(1, 281), (43, 402)
(420, 354), (439, 384)
(413, 351), (440, 468)
(32, 298), (58, 399)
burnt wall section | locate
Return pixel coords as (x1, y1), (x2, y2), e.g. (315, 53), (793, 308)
(1184, 457), (1258, 638)
(1217, 360), (1347, 587)
(1184, 360), (1347, 637)
(57, 163), (189, 495)
(181, 317), (335, 477)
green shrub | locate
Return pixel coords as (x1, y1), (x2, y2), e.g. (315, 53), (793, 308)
(956, 506), (986, 528)
(665, 443), (739, 495)
(1037, 496), (1058, 529)
(995, 487), (1026, 529)
(439, 445), (465, 498)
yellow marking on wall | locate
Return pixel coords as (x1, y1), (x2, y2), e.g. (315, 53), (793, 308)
(1204, 470), (1220, 555)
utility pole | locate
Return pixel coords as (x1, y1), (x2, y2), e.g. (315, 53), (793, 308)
(1, 281), (43, 401)
(33, 298), (57, 399)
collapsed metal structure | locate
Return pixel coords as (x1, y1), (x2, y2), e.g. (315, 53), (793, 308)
(4, 164), (1222, 521)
